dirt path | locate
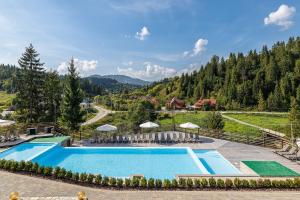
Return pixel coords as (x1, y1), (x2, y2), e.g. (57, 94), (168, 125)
(81, 105), (112, 126)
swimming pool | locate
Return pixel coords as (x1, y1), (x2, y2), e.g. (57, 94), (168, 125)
(0, 143), (241, 179)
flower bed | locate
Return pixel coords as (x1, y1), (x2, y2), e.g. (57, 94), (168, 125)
(0, 159), (300, 190)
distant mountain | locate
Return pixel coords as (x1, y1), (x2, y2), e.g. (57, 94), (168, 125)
(102, 75), (150, 86)
(83, 75), (143, 93)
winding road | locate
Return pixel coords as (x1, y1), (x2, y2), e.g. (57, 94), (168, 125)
(81, 105), (112, 126)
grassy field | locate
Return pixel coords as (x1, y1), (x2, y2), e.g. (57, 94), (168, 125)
(0, 91), (15, 111)
(223, 113), (288, 134)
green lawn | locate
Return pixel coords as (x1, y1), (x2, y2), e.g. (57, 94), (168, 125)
(223, 113), (288, 133)
(242, 161), (299, 177)
(0, 91), (15, 111)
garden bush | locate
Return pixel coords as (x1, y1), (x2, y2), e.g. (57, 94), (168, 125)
(234, 178), (242, 188)
(155, 179), (162, 188)
(178, 178), (186, 188)
(294, 178), (300, 188)
(186, 178), (193, 189)
(163, 179), (171, 189)
(257, 179), (264, 188)
(208, 178), (216, 188)
(24, 161), (33, 171)
(225, 179), (233, 189)
(79, 173), (88, 182)
(216, 179), (225, 188)
(72, 172), (80, 182)
(117, 178), (124, 188)
(65, 170), (73, 180)
(44, 167), (53, 176)
(124, 178), (131, 188)
(249, 179), (257, 188)
(131, 177), (140, 188)
(102, 176), (109, 186)
(194, 179), (201, 188)
(19, 160), (26, 171)
(201, 178), (208, 188)
(285, 179), (293, 188)
(10, 161), (18, 171)
(148, 178), (155, 188)
(241, 179), (250, 188)
(109, 177), (117, 186)
(0, 159), (5, 168)
(53, 167), (61, 178)
(87, 174), (95, 184)
(58, 168), (67, 179)
(37, 166), (45, 175)
(140, 178), (147, 188)
(171, 179), (178, 188)
(4, 160), (12, 170)
(263, 179), (271, 188)
(31, 163), (39, 173)
(95, 174), (102, 185)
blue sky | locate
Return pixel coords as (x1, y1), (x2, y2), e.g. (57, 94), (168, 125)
(0, 0), (299, 81)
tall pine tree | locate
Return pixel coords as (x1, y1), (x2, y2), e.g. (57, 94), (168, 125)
(60, 58), (84, 131)
(16, 44), (45, 122)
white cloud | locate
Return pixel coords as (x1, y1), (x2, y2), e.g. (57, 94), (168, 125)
(118, 62), (177, 81)
(183, 38), (208, 57)
(135, 26), (150, 41)
(57, 58), (98, 76)
(264, 4), (296, 30)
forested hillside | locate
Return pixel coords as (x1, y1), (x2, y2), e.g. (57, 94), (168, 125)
(139, 37), (300, 111)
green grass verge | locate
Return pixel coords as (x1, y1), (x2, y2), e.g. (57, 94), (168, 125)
(224, 113), (288, 134)
(0, 91), (15, 111)
(242, 161), (299, 177)
(30, 136), (70, 143)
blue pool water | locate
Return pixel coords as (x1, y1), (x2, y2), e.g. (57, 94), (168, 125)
(0, 143), (241, 179)
(0, 143), (55, 161)
(194, 149), (241, 175)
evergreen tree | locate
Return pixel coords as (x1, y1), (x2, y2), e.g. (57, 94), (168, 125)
(60, 58), (84, 131)
(257, 90), (266, 111)
(288, 97), (300, 142)
(15, 44), (45, 122)
(44, 71), (62, 123)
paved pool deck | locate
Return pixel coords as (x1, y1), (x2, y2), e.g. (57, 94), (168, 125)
(0, 171), (300, 200)
(79, 135), (300, 174)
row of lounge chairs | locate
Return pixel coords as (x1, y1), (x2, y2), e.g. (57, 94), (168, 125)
(90, 132), (202, 144)
(274, 144), (300, 164)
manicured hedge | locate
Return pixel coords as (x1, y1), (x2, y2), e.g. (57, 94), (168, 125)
(0, 159), (300, 190)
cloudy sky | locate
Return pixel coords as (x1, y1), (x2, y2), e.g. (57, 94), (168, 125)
(0, 0), (299, 81)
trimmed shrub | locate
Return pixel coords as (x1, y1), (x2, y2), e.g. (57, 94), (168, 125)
(163, 179), (171, 189)
(79, 173), (88, 182)
(234, 178), (242, 188)
(95, 174), (102, 185)
(53, 167), (61, 178)
(37, 166), (45, 175)
(249, 179), (257, 188)
(186, 178), (193, 189)
(44, 167), (53, 176)
(171, 179), (178, 188)
(109, 177), (117, 186)
(102, 176), (109, 186)
(194, 179), (201, 188)
(4, 160), (12, 170)
(24, 161), (33, 171)
(294, 178), (300, 188)
(58, 168), (67, 179)
(208, 178), (216, 188)
(117, 178), (124, 188)
(201, 178), (208, 188)
(225, 179), (233, 189)
(0, 159), (5, 168)
(31, 163), (39, 173)
(263, 179), (271, 188)
(285, 179), (293, 188)
(87, 174), (95, 184)
(148, 178), (155, 189)
(124, 178), (131, 188)
(72, 172), (80, 182)
(65, 170), (73, 180)
(216, 179), (225, 188)
(19, 160), (26, 171)
(131, 177), (140, 188)
(140, 178), (147, 188)
(155, 179), (162, 188)
(178, 178), (186, 188)
(10, 161), (18, 171)
(257, 179), (264, 188)
(241, 179), (250, 188)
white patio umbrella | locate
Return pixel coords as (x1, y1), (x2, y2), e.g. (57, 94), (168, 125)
(0, 119), (15, 127)
(139, 121), (159, 129)
(179, 122), (199, 129)
(96, 124), (118, 132)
